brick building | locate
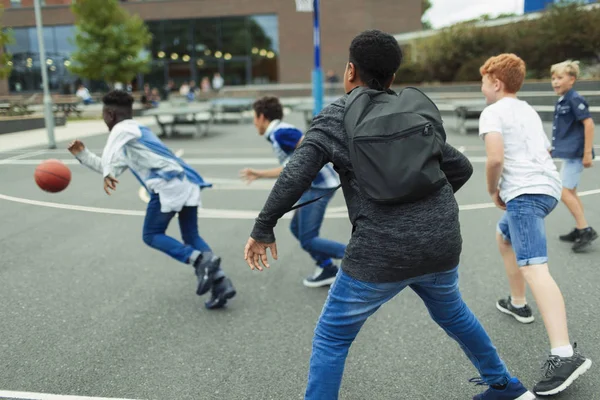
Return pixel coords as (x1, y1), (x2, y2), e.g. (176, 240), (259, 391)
(0, 0), (421, 95)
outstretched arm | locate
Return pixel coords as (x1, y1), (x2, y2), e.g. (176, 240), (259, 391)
(69, 140), (128, 177)
(244, 142), (329, 271)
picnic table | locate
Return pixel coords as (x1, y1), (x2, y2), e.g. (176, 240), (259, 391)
(210, 98), (254, 124)
(143, 102), (214, 138)
(53, 101), (83, 118)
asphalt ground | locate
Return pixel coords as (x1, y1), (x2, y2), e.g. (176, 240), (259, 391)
(0, 112), (599, 400)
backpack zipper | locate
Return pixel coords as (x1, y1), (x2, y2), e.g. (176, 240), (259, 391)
(353, 122), (436, 142)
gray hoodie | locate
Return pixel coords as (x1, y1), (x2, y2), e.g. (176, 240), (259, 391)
(250, 94), (473, 283)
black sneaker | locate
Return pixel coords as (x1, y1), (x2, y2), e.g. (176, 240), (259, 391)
(205, 277), (236, 310)
(533, 344), (592, 396)
(572, 227), (598, 252)
(194, 252), (222, 296)
(496, 296), (534, 324)
(303, 265), (339, 288)
(559, 228), (580, 242)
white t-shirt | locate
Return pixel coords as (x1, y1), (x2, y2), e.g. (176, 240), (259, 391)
(479, 97), (562, 203)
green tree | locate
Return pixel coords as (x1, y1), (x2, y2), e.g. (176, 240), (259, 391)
(68, 0), (152, 86)
(422, 0), (433, 30)
(0, 5), (14, 79)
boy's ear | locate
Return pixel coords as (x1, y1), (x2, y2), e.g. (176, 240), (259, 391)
(347, 62), (357, 83)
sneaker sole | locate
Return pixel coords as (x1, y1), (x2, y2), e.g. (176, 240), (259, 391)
(535, 358), (592, 396)
(205, 288), (236, 310)
(496, 302), (535, 324)
(573, 234), (598, 253)
(303, 276), (337, 288)
(515, 392), (537, 400)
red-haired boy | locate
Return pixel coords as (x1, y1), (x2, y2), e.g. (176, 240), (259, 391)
(479, 53), (591, 396)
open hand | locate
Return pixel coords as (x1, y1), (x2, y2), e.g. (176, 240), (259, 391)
(103, 175), (119, 195)
(67, 140), (85, 156)
(244, 237), (278, 271)
(239, 168), (260, 184)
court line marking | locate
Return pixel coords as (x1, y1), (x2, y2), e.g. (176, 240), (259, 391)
(0, 158), (281, 166)
(0, 390), (141, 400)
(0, 157), (494, 165)
(0, 150), (49, 164)
(3, 145), (600, 156)
(2, 189), (600, 221)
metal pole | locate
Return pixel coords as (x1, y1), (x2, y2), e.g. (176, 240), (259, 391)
(33, 0), (56, 149)
(312, 0), (323, 116)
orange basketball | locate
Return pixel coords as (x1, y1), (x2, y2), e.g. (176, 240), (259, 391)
(34, 159), (71, 193)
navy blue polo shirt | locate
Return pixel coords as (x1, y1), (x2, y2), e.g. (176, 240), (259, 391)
(551, 89), (593, 159)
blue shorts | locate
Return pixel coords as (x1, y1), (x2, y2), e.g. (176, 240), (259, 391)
(560, 158), (584, 190)
(497, 194), (558, 267)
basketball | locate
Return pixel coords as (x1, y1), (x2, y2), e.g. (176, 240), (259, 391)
(34, 159), (72, 193)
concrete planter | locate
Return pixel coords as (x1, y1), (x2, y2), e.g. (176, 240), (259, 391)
(0, 115), (66, 135)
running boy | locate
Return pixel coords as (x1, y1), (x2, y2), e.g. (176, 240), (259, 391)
(244, 30), (536, 400)
(240, 96), (346, 288)
(479, 53), (591, 396)
(68, 90), (235, 310)
(550, 60), (597, 251)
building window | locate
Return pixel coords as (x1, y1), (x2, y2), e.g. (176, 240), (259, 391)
(144, 14), (279, 90)
(5, 14), (279, 93)
(10, 0), (22, 8)
(6, 25), (77, 93)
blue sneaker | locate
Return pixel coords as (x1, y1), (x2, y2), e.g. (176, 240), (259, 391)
(472, 377), (536, 400)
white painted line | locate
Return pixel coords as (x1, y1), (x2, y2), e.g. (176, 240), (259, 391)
(0, 150), (49, 164)
(0, 193), (295, 220)
(0, 158), (280, 166)
(2, 188), (599, 221)
(0, 390), (141, 400)
(0, 157), (499, 165)
(457, 146), (466, 153)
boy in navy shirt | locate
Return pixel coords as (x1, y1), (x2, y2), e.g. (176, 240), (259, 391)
(240, 96), (346, 288)
(551, 60), (597, 252)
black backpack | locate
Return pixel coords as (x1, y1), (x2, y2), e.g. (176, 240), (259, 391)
(340, 86), (447, 204)
(290, 86), (447, 210)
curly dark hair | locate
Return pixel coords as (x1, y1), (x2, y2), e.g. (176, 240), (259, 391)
(102, 90), (134, 109)
(252, 96), (283, 122)
(349, 30), (403, 90)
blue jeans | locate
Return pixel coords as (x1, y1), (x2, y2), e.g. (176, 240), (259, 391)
(497, 194), (559, 267)
(143, 193), (212, 264)
(305, 268), (510, 400)
(290, 188), (347, 268)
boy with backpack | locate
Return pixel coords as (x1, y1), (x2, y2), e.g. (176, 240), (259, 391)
(478, 53), (591, 396)
(240, 96), (346, 288)
(550, 60), (597, 252)
(243, 30), (536, 400)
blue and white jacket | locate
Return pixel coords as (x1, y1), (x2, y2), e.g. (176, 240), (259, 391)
(76, 119), (211, 212)
(265, 120), (340, 190)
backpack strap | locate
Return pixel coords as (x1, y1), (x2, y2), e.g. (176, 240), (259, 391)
(288, 184), (342, 211)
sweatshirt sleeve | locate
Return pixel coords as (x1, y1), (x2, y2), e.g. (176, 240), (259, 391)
(440, 143), (473, 193)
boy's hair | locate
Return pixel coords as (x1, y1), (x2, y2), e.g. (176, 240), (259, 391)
(103, 90), (134, 110)
(349, 30), (403, 90)
(479, 53), (526, 94)
(551, 60), (580, 78)
(253, 96), (283, 121)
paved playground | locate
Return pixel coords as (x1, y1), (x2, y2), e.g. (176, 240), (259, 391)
(0, 111), (598, 400)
